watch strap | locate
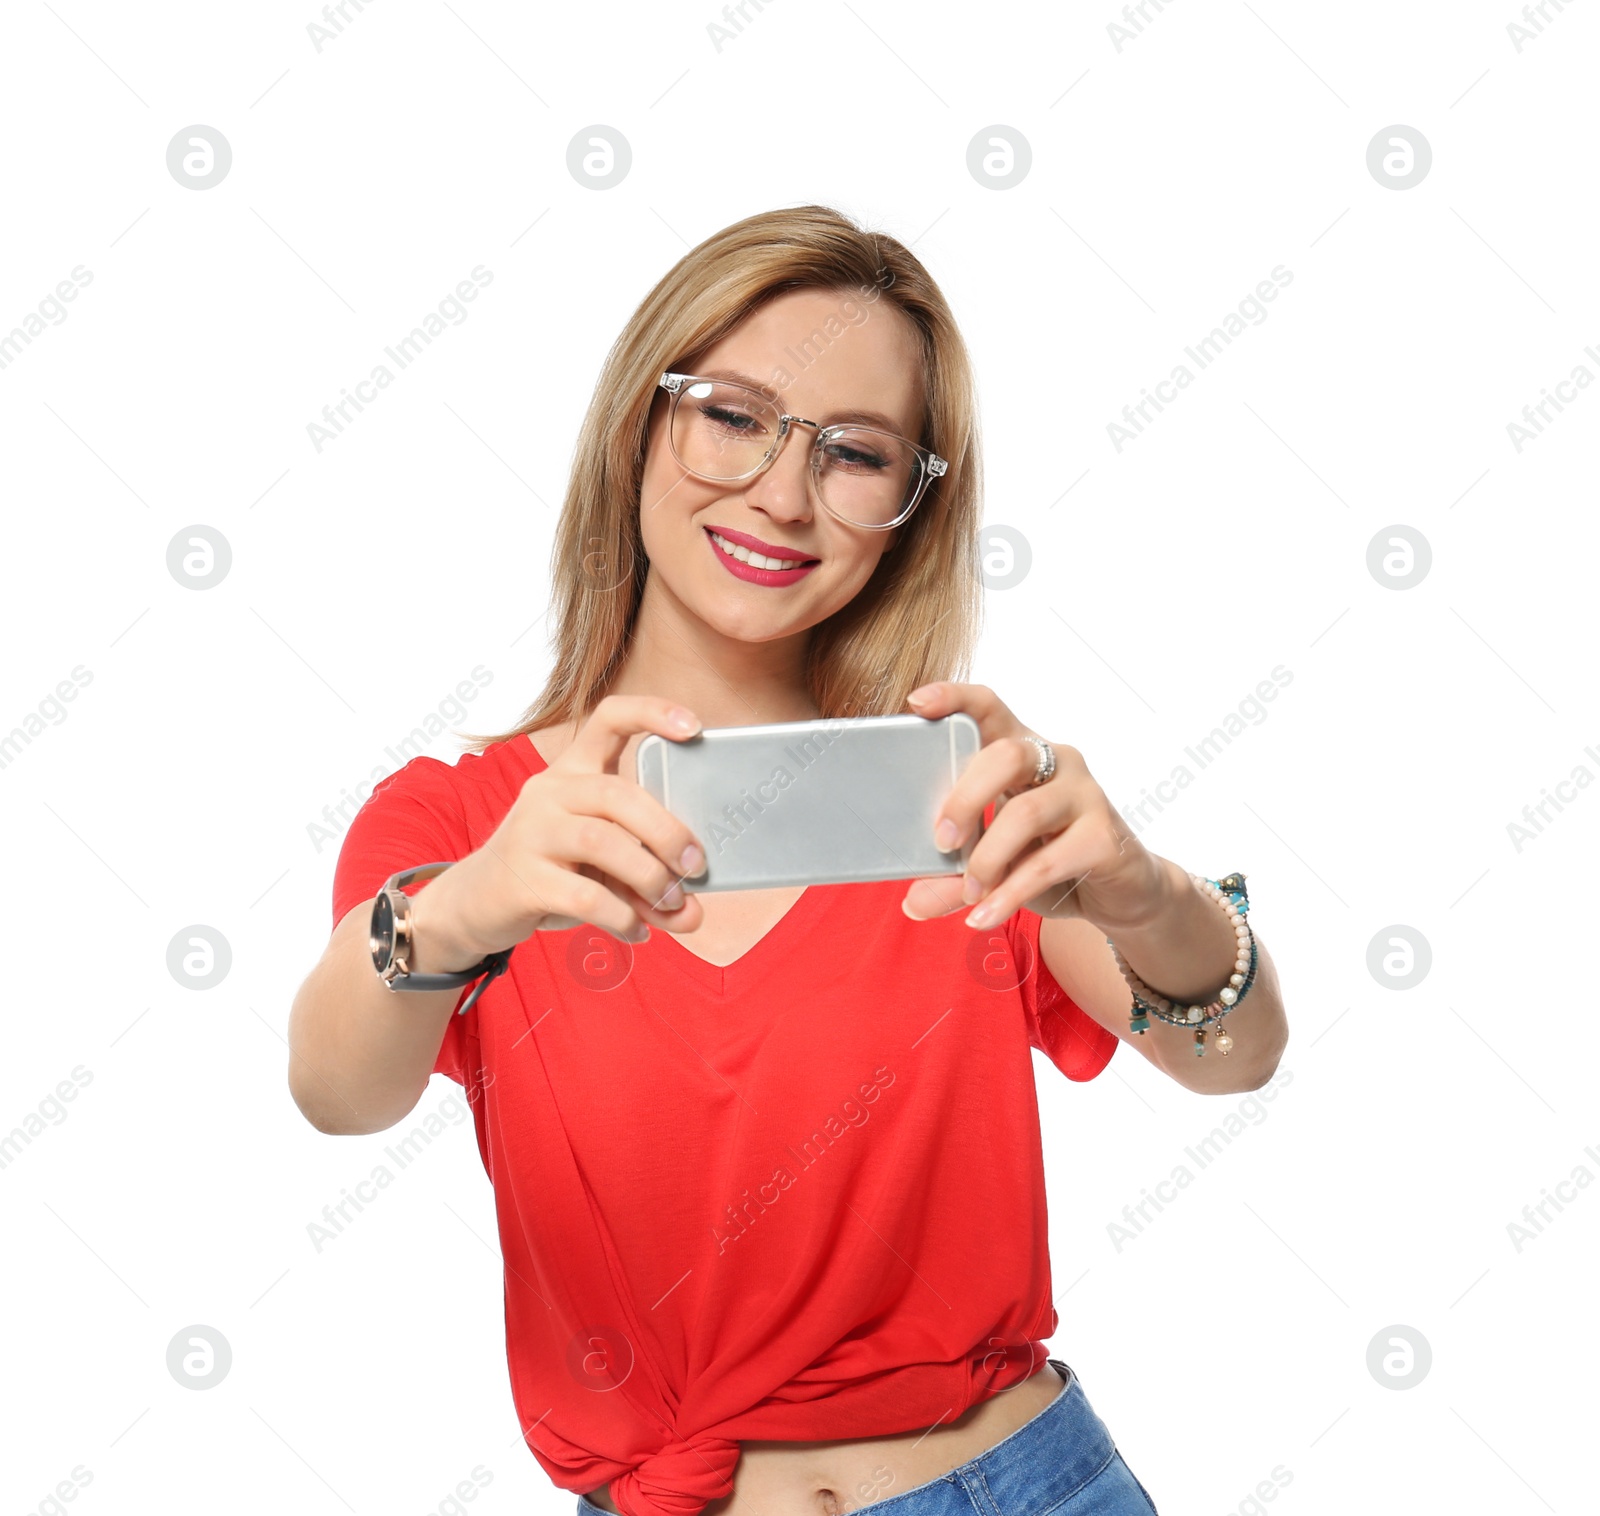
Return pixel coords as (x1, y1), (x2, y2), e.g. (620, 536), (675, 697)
(373, 863), (515, 1012)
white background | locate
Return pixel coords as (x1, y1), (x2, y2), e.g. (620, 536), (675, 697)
(1, 2), (1595, 1513)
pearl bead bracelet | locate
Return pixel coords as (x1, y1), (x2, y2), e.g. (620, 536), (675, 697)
(1106, 872), (1257, 1057)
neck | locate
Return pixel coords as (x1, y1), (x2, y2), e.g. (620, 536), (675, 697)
(607, 570), (823, 729)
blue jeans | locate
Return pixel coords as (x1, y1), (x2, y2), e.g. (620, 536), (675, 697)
(577, 1359), (1159, 1516)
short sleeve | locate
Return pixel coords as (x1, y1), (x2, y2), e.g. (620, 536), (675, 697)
(1005, 908), (1117, 1082)
(329, 757), (478, 1086)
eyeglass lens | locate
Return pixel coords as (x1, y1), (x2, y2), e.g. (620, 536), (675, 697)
(670, 379), (924, 527)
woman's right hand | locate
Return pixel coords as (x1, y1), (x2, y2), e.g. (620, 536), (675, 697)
(410, 696), (709, 970)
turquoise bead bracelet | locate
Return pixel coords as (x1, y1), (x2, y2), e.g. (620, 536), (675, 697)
(1106, 873), (1256, 1057)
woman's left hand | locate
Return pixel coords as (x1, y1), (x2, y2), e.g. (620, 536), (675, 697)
(899, 681), (1168, 934)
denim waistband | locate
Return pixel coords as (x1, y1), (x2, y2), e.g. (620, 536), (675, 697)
(935, 1359), (1117, 1514)
(576, 1359), (1120, 1516)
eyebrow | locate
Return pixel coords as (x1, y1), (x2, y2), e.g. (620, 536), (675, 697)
(694, 367), (914, 438)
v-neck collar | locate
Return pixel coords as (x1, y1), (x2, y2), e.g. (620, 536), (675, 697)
(649, 882), (834, 995)
(510, 732), (838, 996)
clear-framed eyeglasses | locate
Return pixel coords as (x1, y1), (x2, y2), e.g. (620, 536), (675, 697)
(657, 372), (949, 530)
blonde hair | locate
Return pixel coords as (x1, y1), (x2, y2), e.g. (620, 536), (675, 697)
(460, 203), (983, 754)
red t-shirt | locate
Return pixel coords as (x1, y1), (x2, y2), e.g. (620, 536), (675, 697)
(330, 735), (1116, 1516)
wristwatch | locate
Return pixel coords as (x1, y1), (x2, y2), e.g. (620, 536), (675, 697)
(369, 863), (513, 1015)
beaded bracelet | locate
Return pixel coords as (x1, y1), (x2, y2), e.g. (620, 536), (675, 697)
(1106, 873), (1257, 1058)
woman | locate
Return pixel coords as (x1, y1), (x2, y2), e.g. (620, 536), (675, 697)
(289, 204), (1287, 1516)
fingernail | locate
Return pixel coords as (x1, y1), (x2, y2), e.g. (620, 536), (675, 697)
(670, 708), (700, 735)
(961, 873), (984, 905)
(966, 902), (999, 929)
(935, 818), (958, 850)
(907, 688), (931, 706)
(628, 923), (651, 943)
(680, 843), (704, 874)
(659, 882), (684, 911)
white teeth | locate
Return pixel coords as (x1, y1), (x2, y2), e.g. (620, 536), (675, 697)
(710, 530), (810, 572)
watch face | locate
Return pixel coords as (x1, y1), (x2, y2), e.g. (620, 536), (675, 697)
(371, 892), (396, 967)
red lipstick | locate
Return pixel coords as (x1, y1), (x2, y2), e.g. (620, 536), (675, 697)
(704, 526), (820, 587)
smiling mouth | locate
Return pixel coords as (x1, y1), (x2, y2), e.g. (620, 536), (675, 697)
(705, 528), (820, 569)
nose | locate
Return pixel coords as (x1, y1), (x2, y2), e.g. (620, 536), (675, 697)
(737, 418), (817, 522)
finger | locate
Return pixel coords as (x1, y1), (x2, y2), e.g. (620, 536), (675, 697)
(544, 863), (707, 940)
(525, 859), (668, 943)
(927, 733), (1055, 856)
(961, 782), (1068, 908)
(904, 681), (1017, 743)
(607, 873), (708, 935)
(901, 873), (969, 921)
(562, 770), (707, 883)
(560, 693), (703, 776)
(965, 819), (1104, 927)
(542, 807), (698, 920)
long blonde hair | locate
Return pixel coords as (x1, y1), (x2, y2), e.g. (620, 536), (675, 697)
(460, 203), (983, 754)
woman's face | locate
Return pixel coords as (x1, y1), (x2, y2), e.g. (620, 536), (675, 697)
(637, 285), (928, 645)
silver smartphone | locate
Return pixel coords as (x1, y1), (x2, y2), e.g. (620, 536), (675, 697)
(633, 712), (983, 892)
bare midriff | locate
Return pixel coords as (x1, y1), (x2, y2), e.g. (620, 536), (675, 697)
(583, 1361), (1067, 1516)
